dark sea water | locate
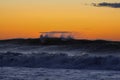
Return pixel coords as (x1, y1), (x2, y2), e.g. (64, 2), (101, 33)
(1, 67), (120, 80)
(0, 43), (120, 80)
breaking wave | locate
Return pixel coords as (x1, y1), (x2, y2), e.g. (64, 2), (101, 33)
(1, 52), (120, 70)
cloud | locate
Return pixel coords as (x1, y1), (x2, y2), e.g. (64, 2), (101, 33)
(92, 2), (120, 8)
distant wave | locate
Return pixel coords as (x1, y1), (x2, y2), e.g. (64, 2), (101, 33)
(0, 39), (120, 56)
(1, 52), (120, 70)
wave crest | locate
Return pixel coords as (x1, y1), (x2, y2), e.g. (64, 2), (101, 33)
(0, 52), (120, 70)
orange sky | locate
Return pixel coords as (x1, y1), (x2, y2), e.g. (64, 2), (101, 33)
(0, 0), (120, 41)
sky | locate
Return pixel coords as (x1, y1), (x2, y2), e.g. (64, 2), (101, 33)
(0, 0), (120, 41)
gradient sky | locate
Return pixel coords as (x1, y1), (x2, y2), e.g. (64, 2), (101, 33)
(0, 0), (120, 41)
